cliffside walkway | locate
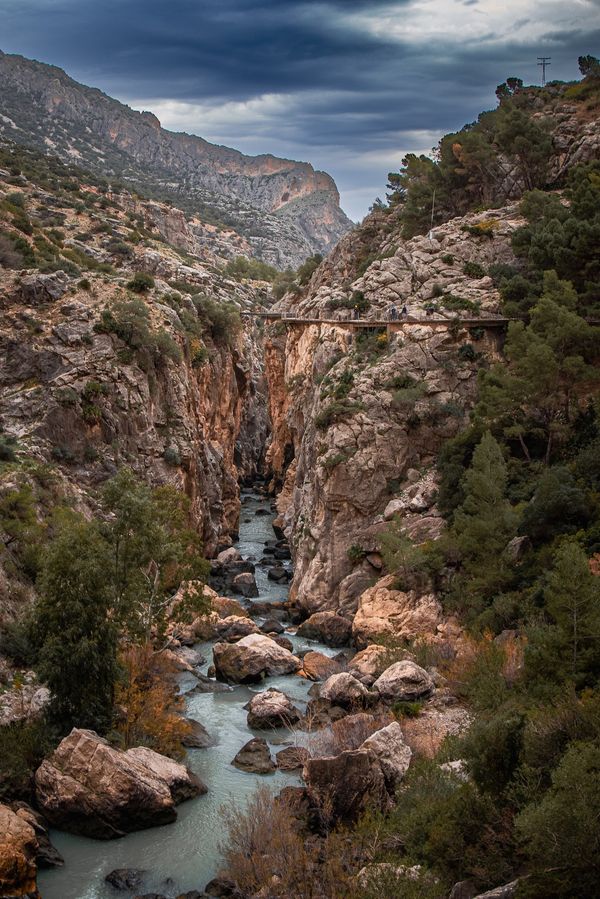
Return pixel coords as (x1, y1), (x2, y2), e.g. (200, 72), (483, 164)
(240, 310), (516, 334)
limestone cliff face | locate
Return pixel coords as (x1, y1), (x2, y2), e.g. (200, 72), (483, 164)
(0, 51), (353, 268)
(0, 154), (269, 626)
(265, 87), (600, 615)
(0, 279), (266, 556)
(265, 203), (520, 615)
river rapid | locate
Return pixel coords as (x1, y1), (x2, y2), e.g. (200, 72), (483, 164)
(38, 489), (334, 899)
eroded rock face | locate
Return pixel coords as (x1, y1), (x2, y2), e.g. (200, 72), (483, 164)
(34, 729), (203, 838)
(347, 645), (390, 686)
(264, 203), (514, 617)
(275, 746), (310, 771)
(319, 672), (371, 708)
(303, 748), (388, 822)
(296, 611), (352, 647)
(360, 722), (412, 789)
(0, 804), (40, 898)
(213, 633), (302, 683)
(246, 689), (301, 729)
(373, 661), (434, 702)
(352, 575), (442, 649)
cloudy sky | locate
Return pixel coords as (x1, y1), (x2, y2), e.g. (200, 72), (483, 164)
(2, 0), (598, 219)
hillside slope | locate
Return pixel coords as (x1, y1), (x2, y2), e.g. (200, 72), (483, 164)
(0, 50), (352, 268)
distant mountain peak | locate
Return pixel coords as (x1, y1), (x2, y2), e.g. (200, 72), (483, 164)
(0, 50), (352, 267)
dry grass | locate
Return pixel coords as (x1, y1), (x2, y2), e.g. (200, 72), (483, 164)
(307, 711), (394, 759)
(219, 786), (351, 898)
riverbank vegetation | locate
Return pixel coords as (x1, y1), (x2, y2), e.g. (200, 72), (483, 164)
(0, 467), (209, 798)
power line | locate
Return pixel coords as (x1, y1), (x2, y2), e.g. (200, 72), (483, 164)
(537, 56), (551, 86)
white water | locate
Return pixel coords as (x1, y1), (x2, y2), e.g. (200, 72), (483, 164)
(38, 491), (333, 899)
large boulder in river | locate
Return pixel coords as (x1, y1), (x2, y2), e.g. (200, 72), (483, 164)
(352, 576), (442, 649)
(296, 611), (352, 647)
(215, 615), (260, 642)
(35, 729), (204, 838)
(319, 672), (371, 708)
(0, 803), (40, 898)
(213, 633), (301, 683)
(125, 746), (205, 804)
(231, 572), (259, 598)
(182, 718), (214, 749)
(231, 737), (275, 774)
(373, 660), (434, 702)
(247, 689), (301, 729)
(212, 596), (250, 619)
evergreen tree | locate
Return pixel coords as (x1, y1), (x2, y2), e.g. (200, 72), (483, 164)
(545, 540), (600, 681)
(477, 274), (600, 463)
(35, 514), (117, 733)
(517, 742), (600, 897)
(448, 432), (518, 619)
(101, 468), (210, 642)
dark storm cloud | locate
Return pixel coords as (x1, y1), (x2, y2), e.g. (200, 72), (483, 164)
(0, 0), (597, 218)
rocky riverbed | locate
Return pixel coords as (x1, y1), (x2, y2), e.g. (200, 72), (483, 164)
(36, 491), (339, 899)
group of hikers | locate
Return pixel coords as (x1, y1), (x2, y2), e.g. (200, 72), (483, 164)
(352, 303), (408, 320)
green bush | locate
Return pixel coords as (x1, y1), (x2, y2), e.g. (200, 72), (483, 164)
(392, 700), (423, 719)
(0, 617), (38, 666)
(441, 294), (480, 313)
(0, 433), (18, 462)
(153, 329), (182, 364)
(0, 719), (56, 802)
(163, 446), (181, 466)
(127, 272), (155, 293)
(463, 261), (486, 278)
(193, 294), (241, 348)
(516, 742), (600, 897)
(297, 253), (323, 285)
(224, 256), (278, 282)
(347, 543), (366, 563)
(314, 400), (365, 430)
(458, 343), (478, 361)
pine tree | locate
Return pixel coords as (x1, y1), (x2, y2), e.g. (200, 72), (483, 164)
(449, 431), (518, 619)
(546, 539), (600, 681)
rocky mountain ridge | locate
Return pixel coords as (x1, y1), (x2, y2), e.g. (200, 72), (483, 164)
(0, 141), (271, 624)
(0, 50), (353, 268)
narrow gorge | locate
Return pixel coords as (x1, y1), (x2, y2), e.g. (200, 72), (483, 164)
(2, 63), (600, 899)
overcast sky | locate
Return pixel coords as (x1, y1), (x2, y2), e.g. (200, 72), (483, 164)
(2, 0), (598, 219)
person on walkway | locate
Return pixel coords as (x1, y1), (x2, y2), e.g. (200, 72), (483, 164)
(401, 305), (408, 317)
(389, 304), (398, 321)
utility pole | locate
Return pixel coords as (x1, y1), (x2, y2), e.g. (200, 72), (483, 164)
(537, 56), (551, 86)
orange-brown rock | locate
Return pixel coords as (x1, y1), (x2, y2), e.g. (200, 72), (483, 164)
(352, 576), (442, 649)
(347, 644), (390, 685)
(0, 804), (40, 898)
(301, 650), (343, 681)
